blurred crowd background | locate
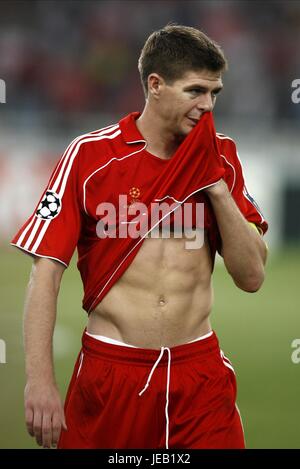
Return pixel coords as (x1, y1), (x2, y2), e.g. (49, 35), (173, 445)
(1, 0), (300, 120)
(0, 0), (300, 449)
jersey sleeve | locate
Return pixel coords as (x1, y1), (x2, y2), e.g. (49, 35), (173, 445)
(10, 139), (83, 267)
(222, 138), (268, 236)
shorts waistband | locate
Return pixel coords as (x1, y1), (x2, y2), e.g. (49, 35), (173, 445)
(86, 330), (214, 348)
(81, 329), (220, 366)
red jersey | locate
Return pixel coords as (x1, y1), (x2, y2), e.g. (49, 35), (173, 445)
(11, 112), (268, 313)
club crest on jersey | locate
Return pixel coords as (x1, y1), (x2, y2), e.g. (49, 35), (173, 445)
(129, 187), (141, 205)
(36, 190), (62, 220)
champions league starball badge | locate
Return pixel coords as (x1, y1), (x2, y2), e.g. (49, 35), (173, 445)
(36, 190), (62, 220)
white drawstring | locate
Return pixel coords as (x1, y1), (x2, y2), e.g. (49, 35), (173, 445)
(138, 347), (171, 449)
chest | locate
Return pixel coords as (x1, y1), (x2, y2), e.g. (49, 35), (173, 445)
(132, 229), (211, 272)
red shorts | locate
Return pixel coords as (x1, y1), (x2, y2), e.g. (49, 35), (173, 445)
(58, 330), (245, 449)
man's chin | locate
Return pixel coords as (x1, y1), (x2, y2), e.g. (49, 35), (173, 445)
(174, 132), (187, 143)
(176, 126), (193, 140)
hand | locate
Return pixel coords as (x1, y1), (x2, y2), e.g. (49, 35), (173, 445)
(24, 380), (67, 448)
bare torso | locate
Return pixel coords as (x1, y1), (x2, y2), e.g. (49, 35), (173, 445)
(87, 228), (213, 349)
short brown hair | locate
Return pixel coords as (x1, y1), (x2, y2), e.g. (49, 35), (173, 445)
(138, 24), (227, 97)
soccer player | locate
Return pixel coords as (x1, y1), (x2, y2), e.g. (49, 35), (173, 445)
(11, 24), (268, 449)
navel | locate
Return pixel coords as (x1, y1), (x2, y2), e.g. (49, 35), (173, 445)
(158, 296), (166, 306)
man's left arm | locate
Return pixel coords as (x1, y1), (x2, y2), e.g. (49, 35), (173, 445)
(205, 179), (267, 292)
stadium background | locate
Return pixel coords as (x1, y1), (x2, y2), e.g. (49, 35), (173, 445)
(0, 0), (299, 449)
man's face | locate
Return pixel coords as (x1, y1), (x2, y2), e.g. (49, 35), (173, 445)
(150, 69), (223, 138)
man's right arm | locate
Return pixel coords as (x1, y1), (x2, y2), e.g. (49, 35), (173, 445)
(23, 257), (67, 448)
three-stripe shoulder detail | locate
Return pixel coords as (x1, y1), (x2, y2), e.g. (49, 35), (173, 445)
(13, 124), (121, 254)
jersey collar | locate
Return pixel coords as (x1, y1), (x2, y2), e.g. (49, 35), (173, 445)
(119, 112), (147, 145)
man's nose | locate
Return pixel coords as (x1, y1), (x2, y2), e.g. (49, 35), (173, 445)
(196, 94), (213, 112)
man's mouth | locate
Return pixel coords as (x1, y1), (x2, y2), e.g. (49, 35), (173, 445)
(187, 117), (200, 125)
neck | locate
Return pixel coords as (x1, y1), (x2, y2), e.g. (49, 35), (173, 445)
(136, 104), (183, 160)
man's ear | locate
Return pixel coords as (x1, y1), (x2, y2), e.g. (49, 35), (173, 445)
(147, 73), (165, 99)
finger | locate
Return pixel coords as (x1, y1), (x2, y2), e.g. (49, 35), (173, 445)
(25, 407), (34, 437)
(62, 412), (68, 431)
(51, 412), (62, 448)
(42, 413), (52, 449)
(33, 410), (43, 447)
